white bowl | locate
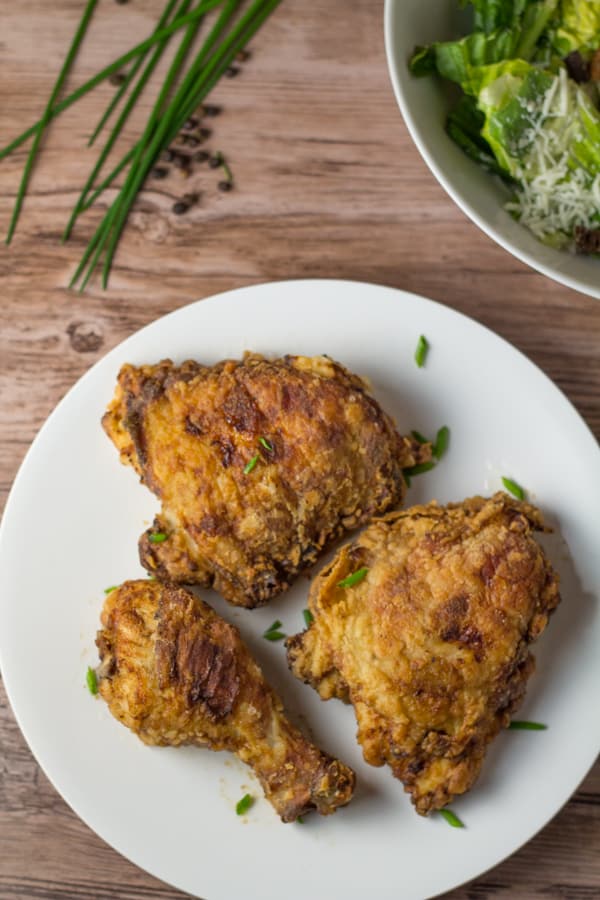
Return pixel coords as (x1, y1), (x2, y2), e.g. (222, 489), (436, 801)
(384, 0), (600, 299)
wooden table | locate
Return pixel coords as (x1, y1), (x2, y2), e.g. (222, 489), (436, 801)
(1, 1), (599, 897)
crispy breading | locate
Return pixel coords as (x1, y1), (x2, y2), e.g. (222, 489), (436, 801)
(96, 580), (355, 822)
(102, 353), (429, 608)
(287, 492), (560, 814)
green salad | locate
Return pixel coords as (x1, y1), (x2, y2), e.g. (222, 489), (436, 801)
(410, 0), (600, 255)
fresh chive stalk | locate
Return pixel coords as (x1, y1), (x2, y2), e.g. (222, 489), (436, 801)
(0, 1), (222, 163)
(433, 425), (450, 460)
(109, 0), (281, 288)
(403, 461), (436, 478)
(63, 0), (188, 241)
(337, 567), (368, 588)
(94, 0), (280, 290)
(88, 0), (180, 147)
(502, 476), (525, 500)
(5, 0), (99, 245)
(439, 808), (464, 828)
(414, 335), (429, 368)
(508, 720), (547, 731)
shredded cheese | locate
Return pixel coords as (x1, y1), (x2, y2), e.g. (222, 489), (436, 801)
(505, 68), (600, 246)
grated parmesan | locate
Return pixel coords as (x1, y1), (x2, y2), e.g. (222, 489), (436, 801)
(504, 67), (600, 246)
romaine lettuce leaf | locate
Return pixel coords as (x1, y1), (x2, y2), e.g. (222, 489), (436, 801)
(469, 59), (600, 243)
(548, 0), (600, 55)
(409, 0), (559, 86)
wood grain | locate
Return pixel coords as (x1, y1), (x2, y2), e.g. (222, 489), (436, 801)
(0, 1), (599, 898)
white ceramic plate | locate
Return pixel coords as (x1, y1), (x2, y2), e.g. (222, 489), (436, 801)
(1, 280), (599, 900)
(384, 0), (600, 300)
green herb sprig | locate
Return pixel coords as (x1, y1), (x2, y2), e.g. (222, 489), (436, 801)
(244, 454), (259, 474)
(508, 720), (547, 731)
(149, 531), (168, 543)
(3, 0), (283, 288)
(303, 608), (314, 627)
(236, 793), (253, 815)
(337, 567), (368, 588)
(86, 666), (98, 695)
(6, 0), (99, 245)
(502, 476), (525, 500)
(414, 335), (429, 368)
(263, 620), (286, 641)
(439, 808), (464, 828)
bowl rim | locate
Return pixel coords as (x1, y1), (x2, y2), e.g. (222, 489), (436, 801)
(383, 0), (600, 301)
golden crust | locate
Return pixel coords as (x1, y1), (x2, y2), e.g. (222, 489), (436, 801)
(103, 353), (428, 608)
(97, 579), (355, 822)
(287, 492), (561, 814)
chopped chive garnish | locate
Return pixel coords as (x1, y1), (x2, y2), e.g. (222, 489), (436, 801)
(244, 454), (259, 474)
(149, 532), (167, 543)
(303, 609), (314, 627)
(236, 793), (254, 815)
(296, 816), (304, 824)
(433, 425), (450, 460)
(404, 473), (412, 488)
(411, 429), (429, 444)
(403, 461), (436, 478)
(502, 476), (525, 500)
(338, 567), (368, 588)
(439, 808), (464, 828)
(104, 585), (118, 594)
(508, 720), (547, 731)
(263, 619), (286, 641)
(259, 437), (274, 452)
(414, 335), (429, 368)
(86, 666), (98, 695)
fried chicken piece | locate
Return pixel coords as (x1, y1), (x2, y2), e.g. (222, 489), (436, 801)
(287, 493), (560, 815)
(102, 353), (428, 608)
(96, 579), (355, 822)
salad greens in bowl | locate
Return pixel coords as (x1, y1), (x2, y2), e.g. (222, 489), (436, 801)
(384, 0), (600, 298)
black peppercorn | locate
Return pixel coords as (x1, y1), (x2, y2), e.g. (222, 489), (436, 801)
(203, 104), (221, 117)
(109, 72), (127, 86)
(194, 151), (210, 163)
(218, 180), (233, 192)
(182, 117), (199, 130)
(151, 167), (169, 179)
(209, 154), (222, 169)
(172, 200), (189, 215)
(236, 49), (251, 62)
(225, 66), (240, 78)
(199, 127), (211, 139)
(184, 135), (200, 147)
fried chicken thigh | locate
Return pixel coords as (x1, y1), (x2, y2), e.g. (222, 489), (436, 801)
(102, 353), (428, 608)
(96, 580), (355, 822)
(287, 493), (560, 814)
